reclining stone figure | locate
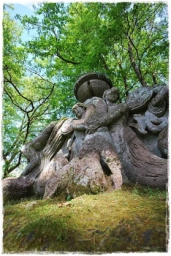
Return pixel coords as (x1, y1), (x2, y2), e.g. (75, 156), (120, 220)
(3, 73), (168, 201)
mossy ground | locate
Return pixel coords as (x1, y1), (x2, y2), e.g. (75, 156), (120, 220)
(3, 183), (168, 253)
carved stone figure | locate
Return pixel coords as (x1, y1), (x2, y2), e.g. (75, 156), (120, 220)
(70, 103), (89, 158)
(127, 84), (168, 158)
(15, 118), (74, 196)
(102, 88), (129, 182)
(34, 119), (74, 196)
(126, 86), (153, 112)
(20, 120), (73, 179)
(3, 73), (168, 201)
(20, 122), (57, 178)
(127, 85), (168, 135)
(72, 96), (123, 190)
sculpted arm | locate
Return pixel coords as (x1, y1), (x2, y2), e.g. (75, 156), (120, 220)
(85, 103), (128, 133)
(71, 104), (95, 131)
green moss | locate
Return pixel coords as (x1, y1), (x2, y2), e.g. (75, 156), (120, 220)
(66, 183), (91, 198)
(3, 183), (168, 253)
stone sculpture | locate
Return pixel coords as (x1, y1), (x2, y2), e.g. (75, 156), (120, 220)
(3, 73), (168, 201)
(127, 85), (168, 135)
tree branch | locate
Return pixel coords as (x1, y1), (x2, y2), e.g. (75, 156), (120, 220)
(127, 39), (147, 86)
(51, 26), (80, 65)
(100, 55), (110, 70)
(7, 151), (23, 174)
(4, 70), (34, 111)
(152, 72), (158, 84)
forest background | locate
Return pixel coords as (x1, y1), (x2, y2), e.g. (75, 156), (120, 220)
(2, 1), (169, 178)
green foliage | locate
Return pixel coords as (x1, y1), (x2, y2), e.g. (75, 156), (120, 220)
(3, 6), (69, 177)
(18, 2), (168, 95)
(3, 2), (168, 176)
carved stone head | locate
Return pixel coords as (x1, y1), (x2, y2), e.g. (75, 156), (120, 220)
(126, 87), (153, 112)
(72, 103), (87, 118)
(103, 87), (120, 103)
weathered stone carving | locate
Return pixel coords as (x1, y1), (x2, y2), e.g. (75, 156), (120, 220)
(158, 126), (168, 158)
(127, 85), (168, 135)
(72, 96), (123, 189)
(44, 152), (118, 199)
(127, 84), (168, 159)
(3, 73), (168, 201)
(20, 119), (73, 180)
(74, 72), (113, 102)
(122, 126), (167, 188)
(126, 86), (153, 112)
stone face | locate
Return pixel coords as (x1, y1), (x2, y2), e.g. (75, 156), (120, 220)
(4, 73), (168, 201)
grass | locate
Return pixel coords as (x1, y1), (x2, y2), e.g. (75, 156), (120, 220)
(3, 183), (168, 253)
